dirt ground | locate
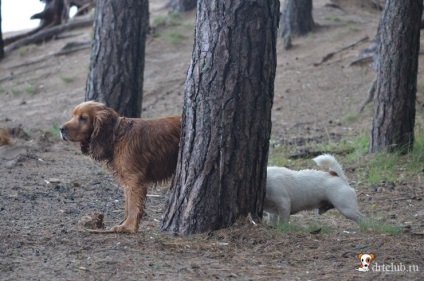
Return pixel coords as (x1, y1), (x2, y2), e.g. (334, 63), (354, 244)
(1, 0), (423, 280)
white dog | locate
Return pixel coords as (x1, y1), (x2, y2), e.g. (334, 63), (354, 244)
(264, 154), (366, 225)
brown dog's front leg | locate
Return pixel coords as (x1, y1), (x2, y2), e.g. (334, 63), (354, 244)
(110, 185), (147, 234)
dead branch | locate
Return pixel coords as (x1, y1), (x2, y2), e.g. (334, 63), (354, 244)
(4, 16), (93, 54)
(313, 36), (369, 66)
(55, 44), (91, 56)
(357, 76), (377, 113)
(348, 55), (373, 67)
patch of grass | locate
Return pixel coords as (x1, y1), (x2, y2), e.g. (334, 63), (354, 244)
(268, 142), (290, 167)
(325, 15), (341, 22)
(168, 10), (182, 25)
(17, 44), (37, 56)
(50, 124), (61, 138)
(24, 84), (36, 94)
(153, 15), (167, 27)
(182, 19), (195, 30)
(348, 25), (360, 32)
(276, 221), (334, 234)
(360, 219), (403, 234)
(307, 32), (316, 39)
(342, 112), (359, 123)
(344, 130), (424, 184)
(12, 87), (21, 94)
(345, 134), (369, 161)
(61, 76), (75, 83)
(163, 29), (185, 45)
(367, 152), (399, 184)
(152, 11), (183, 27)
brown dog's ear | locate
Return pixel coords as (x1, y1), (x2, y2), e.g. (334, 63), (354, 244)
(81, 141), (90, 155)
(357, 253), (363, 260)
(89, 106), (119, 161)
(369, 253), (375, 260)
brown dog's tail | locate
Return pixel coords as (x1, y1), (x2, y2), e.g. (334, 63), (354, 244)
(313, 154), (347, 182)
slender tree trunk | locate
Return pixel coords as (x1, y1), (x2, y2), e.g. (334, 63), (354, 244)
(85, 0), (149, 117)
(168, 0), (197, 11)
(369, 0), (422, 153)
(280, 0), (314, 37)
(0, 0), (4, 60)
(160, 0), (279, 235)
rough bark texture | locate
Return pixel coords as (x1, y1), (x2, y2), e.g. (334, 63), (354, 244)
(168, 0), (197, 11)
(160, 0), (280, 235)
(280, 0), (314, 37)
(369, 0), (422, 153)
(0, 0), (4, 60)
(85, 0), (149, 117)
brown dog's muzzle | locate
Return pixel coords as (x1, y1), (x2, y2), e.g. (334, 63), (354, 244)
(59, 125), (69, 141)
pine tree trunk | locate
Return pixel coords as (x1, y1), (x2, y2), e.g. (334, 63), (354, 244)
(168, 0), (197, 11)
(85, 0), (149, 118)
(369, 0), (422, 153)
(280, 0), (314, 37)
(160, 0), (280, 235)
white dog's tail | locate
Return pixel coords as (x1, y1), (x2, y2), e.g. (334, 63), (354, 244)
(313, 154), (347, 182)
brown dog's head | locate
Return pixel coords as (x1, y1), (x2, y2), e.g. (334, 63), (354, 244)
(60, 101), (120, 161)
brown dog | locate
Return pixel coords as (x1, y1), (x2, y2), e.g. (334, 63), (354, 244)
(60, 101), (181, 233)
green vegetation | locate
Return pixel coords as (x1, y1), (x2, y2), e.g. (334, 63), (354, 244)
(268, 129), (424, 186)
(17, 44), (37, 56)
(162, 30), (185, 45)
(152, 11), (194, 45)
(61, 76), (75, 84)
(0, 86), (5, 94)
(360, 219), (403, 234)
(12, 88), (21, 94)
(50, 124), (61, 138)
(152, 11), (183, 27)
(325, 15), (341, 22)
(24, 84), (36, 94)
(342, 112), (359, 123)
(274, 220), (334, 234)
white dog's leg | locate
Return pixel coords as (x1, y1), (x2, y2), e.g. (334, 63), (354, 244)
(276, 202), (291, 224)
(268, 213), (279, 226)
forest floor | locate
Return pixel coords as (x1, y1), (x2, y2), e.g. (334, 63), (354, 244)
(1, 0), (423, 280)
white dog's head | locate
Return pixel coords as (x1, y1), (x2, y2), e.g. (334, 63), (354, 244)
(357, 253), (375, 271)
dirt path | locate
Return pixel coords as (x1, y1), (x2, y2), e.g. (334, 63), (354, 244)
(1, 1), (423, 280)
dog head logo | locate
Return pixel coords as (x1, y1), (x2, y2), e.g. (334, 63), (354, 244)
(356, 253), (375, 272)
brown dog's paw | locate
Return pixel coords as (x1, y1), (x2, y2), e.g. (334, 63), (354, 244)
(110, 223), (138, 234)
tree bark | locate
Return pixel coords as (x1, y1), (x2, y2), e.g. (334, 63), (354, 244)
(168, 0), (197, 11)
(369, 0), (422, 153)
(280, 0), (314, 38)
(160, 0), (280, 235)
(85, 0), (149, 117)
(30, 0), (67, 27)
(0, 0), (4, 60)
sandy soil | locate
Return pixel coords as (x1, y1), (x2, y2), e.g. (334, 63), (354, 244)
(1, 0), (423, 280)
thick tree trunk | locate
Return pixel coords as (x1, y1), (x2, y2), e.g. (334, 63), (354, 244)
(160, 0), (279, 235)
(280, 0), (314, 37)
(0, 0), (4, 60)
(85, 0), (149, 117)
(369, 0), (422, 153)
(168, 0), (197, 11)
